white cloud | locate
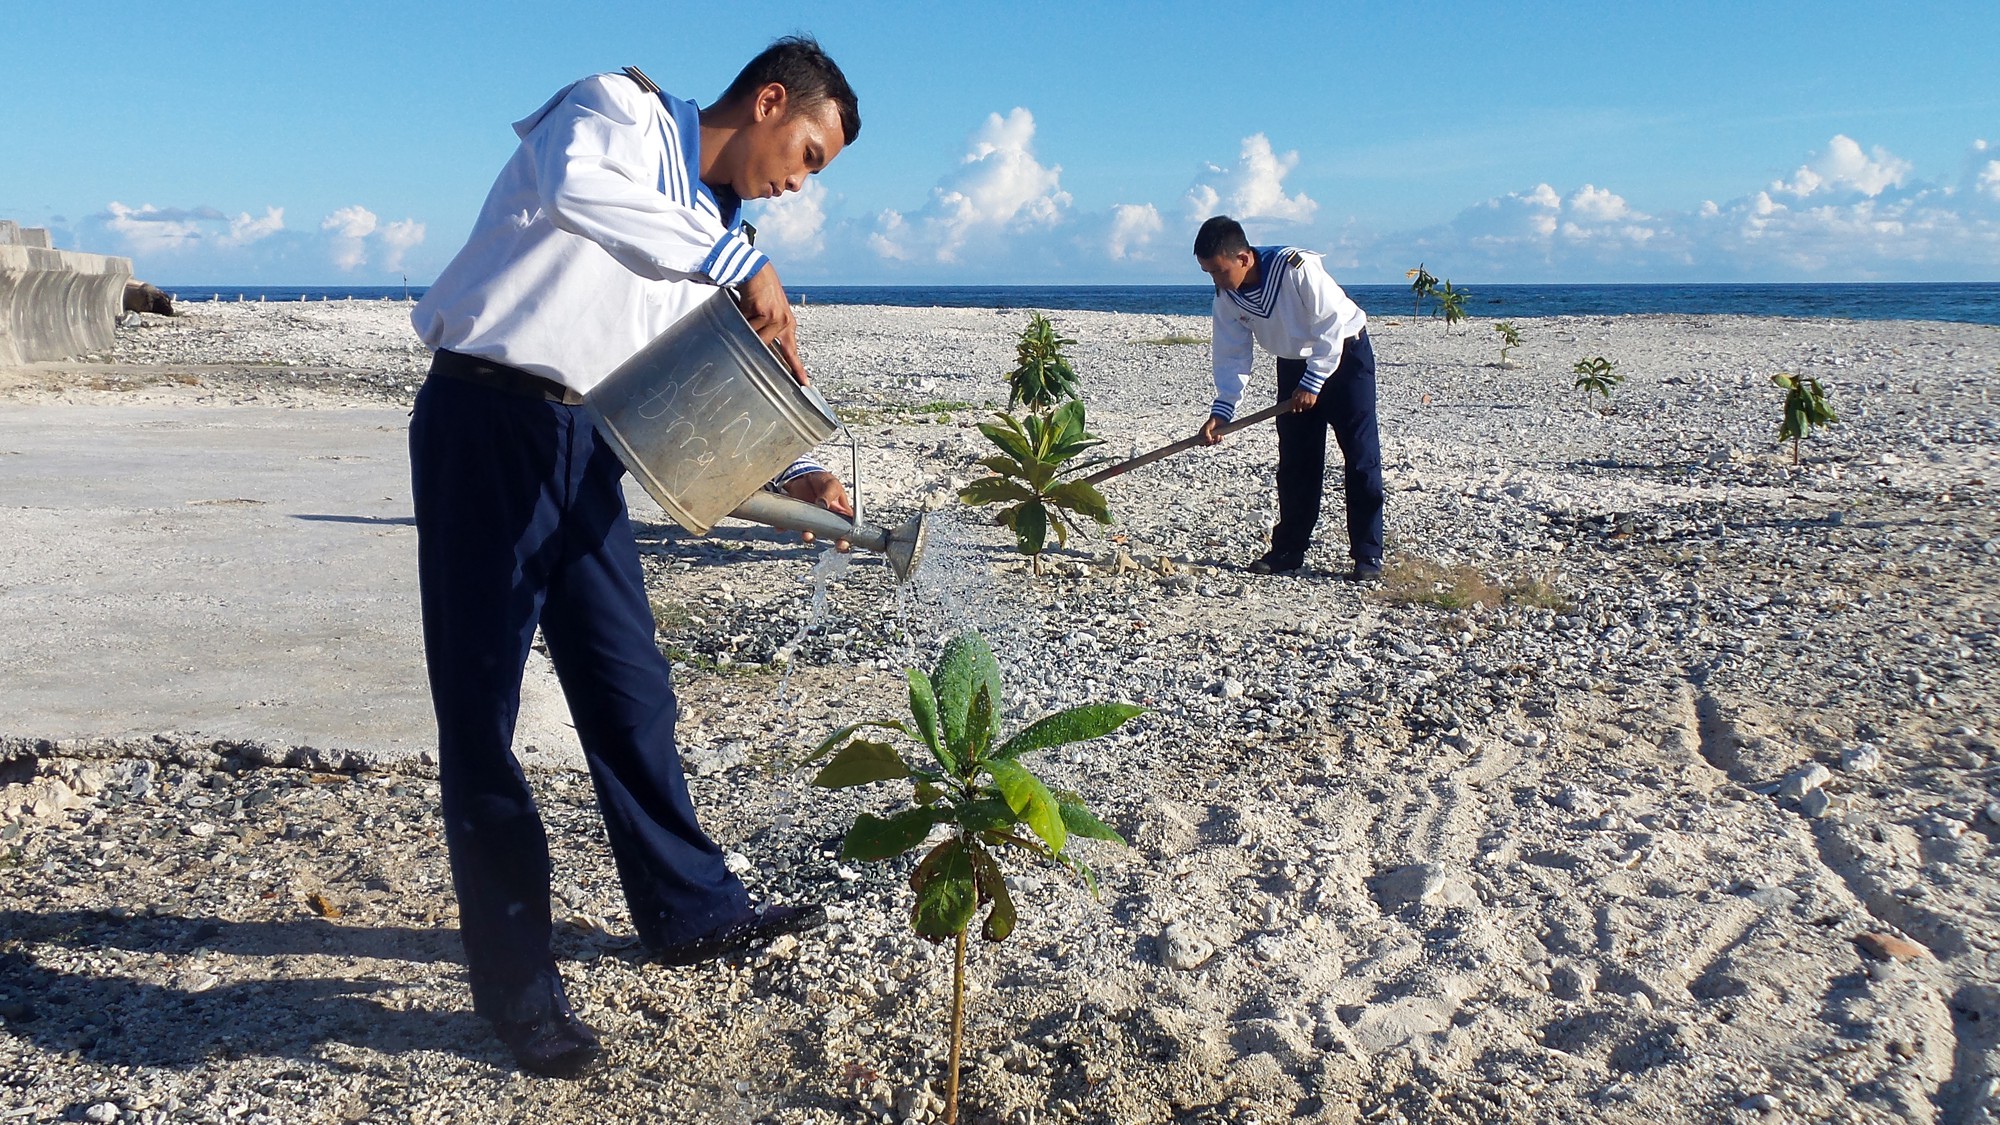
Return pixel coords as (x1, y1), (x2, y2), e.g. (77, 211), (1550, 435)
(1772, 134), (1912, 198)
(320, 205), (377, 239)
(321, 205), (379, 270)
(1961, 139), (2000, 204)
(1376, 135), (2000, 280)
(870, 107), (1071, 263)
(99, 202), (285, 254)
(1106, 203), (1162, 260)
(746, 177), (828, 258)
(376, 218), (425, 272)
(1185, 134), (1317, 224)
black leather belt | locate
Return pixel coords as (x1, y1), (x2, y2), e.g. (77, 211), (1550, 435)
(429, 349), (586, 405)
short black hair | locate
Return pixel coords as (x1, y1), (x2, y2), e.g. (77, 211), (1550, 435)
(718, 35), (861, 146)
(1193, 215), (1251, 259)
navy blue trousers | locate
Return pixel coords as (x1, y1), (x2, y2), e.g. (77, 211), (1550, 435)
(1273, 333), (1384, 562)
(409, 370), (748, 1026)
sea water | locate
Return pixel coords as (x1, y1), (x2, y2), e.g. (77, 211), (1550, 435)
(167, 282), (2000, 325)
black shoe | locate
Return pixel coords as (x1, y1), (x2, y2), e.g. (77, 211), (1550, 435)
(1349, 559), (1384, 582)
(648, 903), (827, 967)
(1247, 551), (1306, 575)
(493, 1004), (603, 1079)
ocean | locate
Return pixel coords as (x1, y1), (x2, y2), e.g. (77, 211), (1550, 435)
(165, 282), (2000, 326)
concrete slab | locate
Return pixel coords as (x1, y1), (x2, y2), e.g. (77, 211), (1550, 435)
(0, 405), (584, 767)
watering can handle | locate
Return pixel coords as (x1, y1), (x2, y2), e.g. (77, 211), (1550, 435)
(1079, 401), (1292, 487)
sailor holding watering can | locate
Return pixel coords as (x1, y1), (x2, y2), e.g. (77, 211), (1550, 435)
(407, 36), (857, 1077)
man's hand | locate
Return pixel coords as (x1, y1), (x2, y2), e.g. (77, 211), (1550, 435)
(783, 470), (853, 551)
(1288, 389), (1319, 413)
(1196, 416), (1225, 446)
(736, 266), (808, 385)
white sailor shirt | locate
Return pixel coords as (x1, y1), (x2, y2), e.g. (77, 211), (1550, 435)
(413, 71), (820, 484)
(413, 71), (770, 395)
(1209, 246), (1368, 422)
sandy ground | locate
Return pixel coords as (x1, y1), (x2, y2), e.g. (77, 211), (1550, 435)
(1, 298), (1998, 1124)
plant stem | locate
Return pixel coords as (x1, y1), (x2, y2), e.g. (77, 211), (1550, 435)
(946, 928), (967, 1125)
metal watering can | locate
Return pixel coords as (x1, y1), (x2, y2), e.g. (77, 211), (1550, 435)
(585, 291), (926, 582)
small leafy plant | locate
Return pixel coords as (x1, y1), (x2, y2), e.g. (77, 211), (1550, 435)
(810, 630), (1141, 1125)
(1772, 372), (1838, 464)
(1437, 280), (1469, 333)
(959, 400), (1112, 569)
(1405, 264), (1439, 317)
(1493, 321), (1521, 366)
(1006, 312), (1080, 412)
(1572, 356), (1621, 411)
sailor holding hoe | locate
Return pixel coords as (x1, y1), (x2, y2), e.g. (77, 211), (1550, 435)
(1193, 215), (1385, 579)
(407, 36), (858, 1078)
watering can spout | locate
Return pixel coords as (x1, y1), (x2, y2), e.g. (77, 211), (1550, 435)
(728, 490), (928, 583)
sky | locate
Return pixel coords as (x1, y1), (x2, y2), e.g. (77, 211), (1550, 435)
(5, 0), (1998, 286)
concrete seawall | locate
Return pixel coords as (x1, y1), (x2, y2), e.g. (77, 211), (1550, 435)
(0, 222), (131, 365)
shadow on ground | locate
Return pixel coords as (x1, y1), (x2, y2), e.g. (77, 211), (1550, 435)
(0, 908), (496, 1071)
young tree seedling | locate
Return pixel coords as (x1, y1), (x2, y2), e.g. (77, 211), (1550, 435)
(1006, 312), (1080, 413)
(1437, 281), (1469, 334)
(960, 401), (1113, 571)
(1772, 371), (1838, 464)
(1572, 356), (1621, 412)
(1405, 264), (1439, 317)
(810, 630), (1140, 1125)
(963, 316), (1115, 570)
(1493, 321), (1521, 367)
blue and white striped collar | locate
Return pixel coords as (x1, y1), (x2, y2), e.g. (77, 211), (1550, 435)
(658, 92), (743, 230)
(1224, 245), (1294, 318)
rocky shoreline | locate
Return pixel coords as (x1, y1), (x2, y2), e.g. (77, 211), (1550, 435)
(2, 300), (1997, 1123)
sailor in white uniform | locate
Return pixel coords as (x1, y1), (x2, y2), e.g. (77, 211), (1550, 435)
(1194, 215), (1384, 578)
(406, 37), (858, 1078)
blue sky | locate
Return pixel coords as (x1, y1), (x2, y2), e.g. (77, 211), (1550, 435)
(6, 0), (1998, 285)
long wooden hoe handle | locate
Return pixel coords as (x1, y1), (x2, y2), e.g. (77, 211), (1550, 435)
(1079, 401), (1292, 487)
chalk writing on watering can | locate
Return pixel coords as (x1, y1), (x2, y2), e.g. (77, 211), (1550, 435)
(630, 359), (782, 497)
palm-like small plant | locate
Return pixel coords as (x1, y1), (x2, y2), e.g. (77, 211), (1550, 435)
(1572, 356), (1621, 411)
(1007, 313), (1080, 413)
(1405, 264), (1439, 317)
(959, 400), (1112, 570)
(1493, 321), (1521, 366)
(810, 630), (1140, 1125)
(1772, 372), (1838, 464)
(1437, 281), (1469, 333)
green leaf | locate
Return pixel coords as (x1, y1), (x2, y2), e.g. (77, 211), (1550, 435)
(966, 682), (999, 763)
(807, 719), (911, 763)
(914, 780), (946, 805)
(977, 415), (1034, 463)
(843, 808), (946, 861)
(1013, 501), (1049, 556)
(1050, 399), (1088, 444)
(907, 667), (945, 765)
(811, 739), (911, 788)
(1057, 798), (1127, 845)
(975, 455), (1028, 478)
(959, 476), (1035, 507)
(934, 631), (1003, 774)
(1044, 480), (1112, 524)
(910, 838), (978, 940)
(953, 796), (1018, 833)
(994, 702), (1144, 760)
(968, 842), (1017, 942)
(986, 758), (1066, 853)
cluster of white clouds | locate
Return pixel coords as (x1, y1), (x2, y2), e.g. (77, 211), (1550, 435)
(748, 118), (2000, 281)
(751, 110), (1328, 277)
(866, 107), (1074, 264)
(71, 201), (424, 279)
(1392, 134), (2000, 280)
(54, 121), (2000, 283)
